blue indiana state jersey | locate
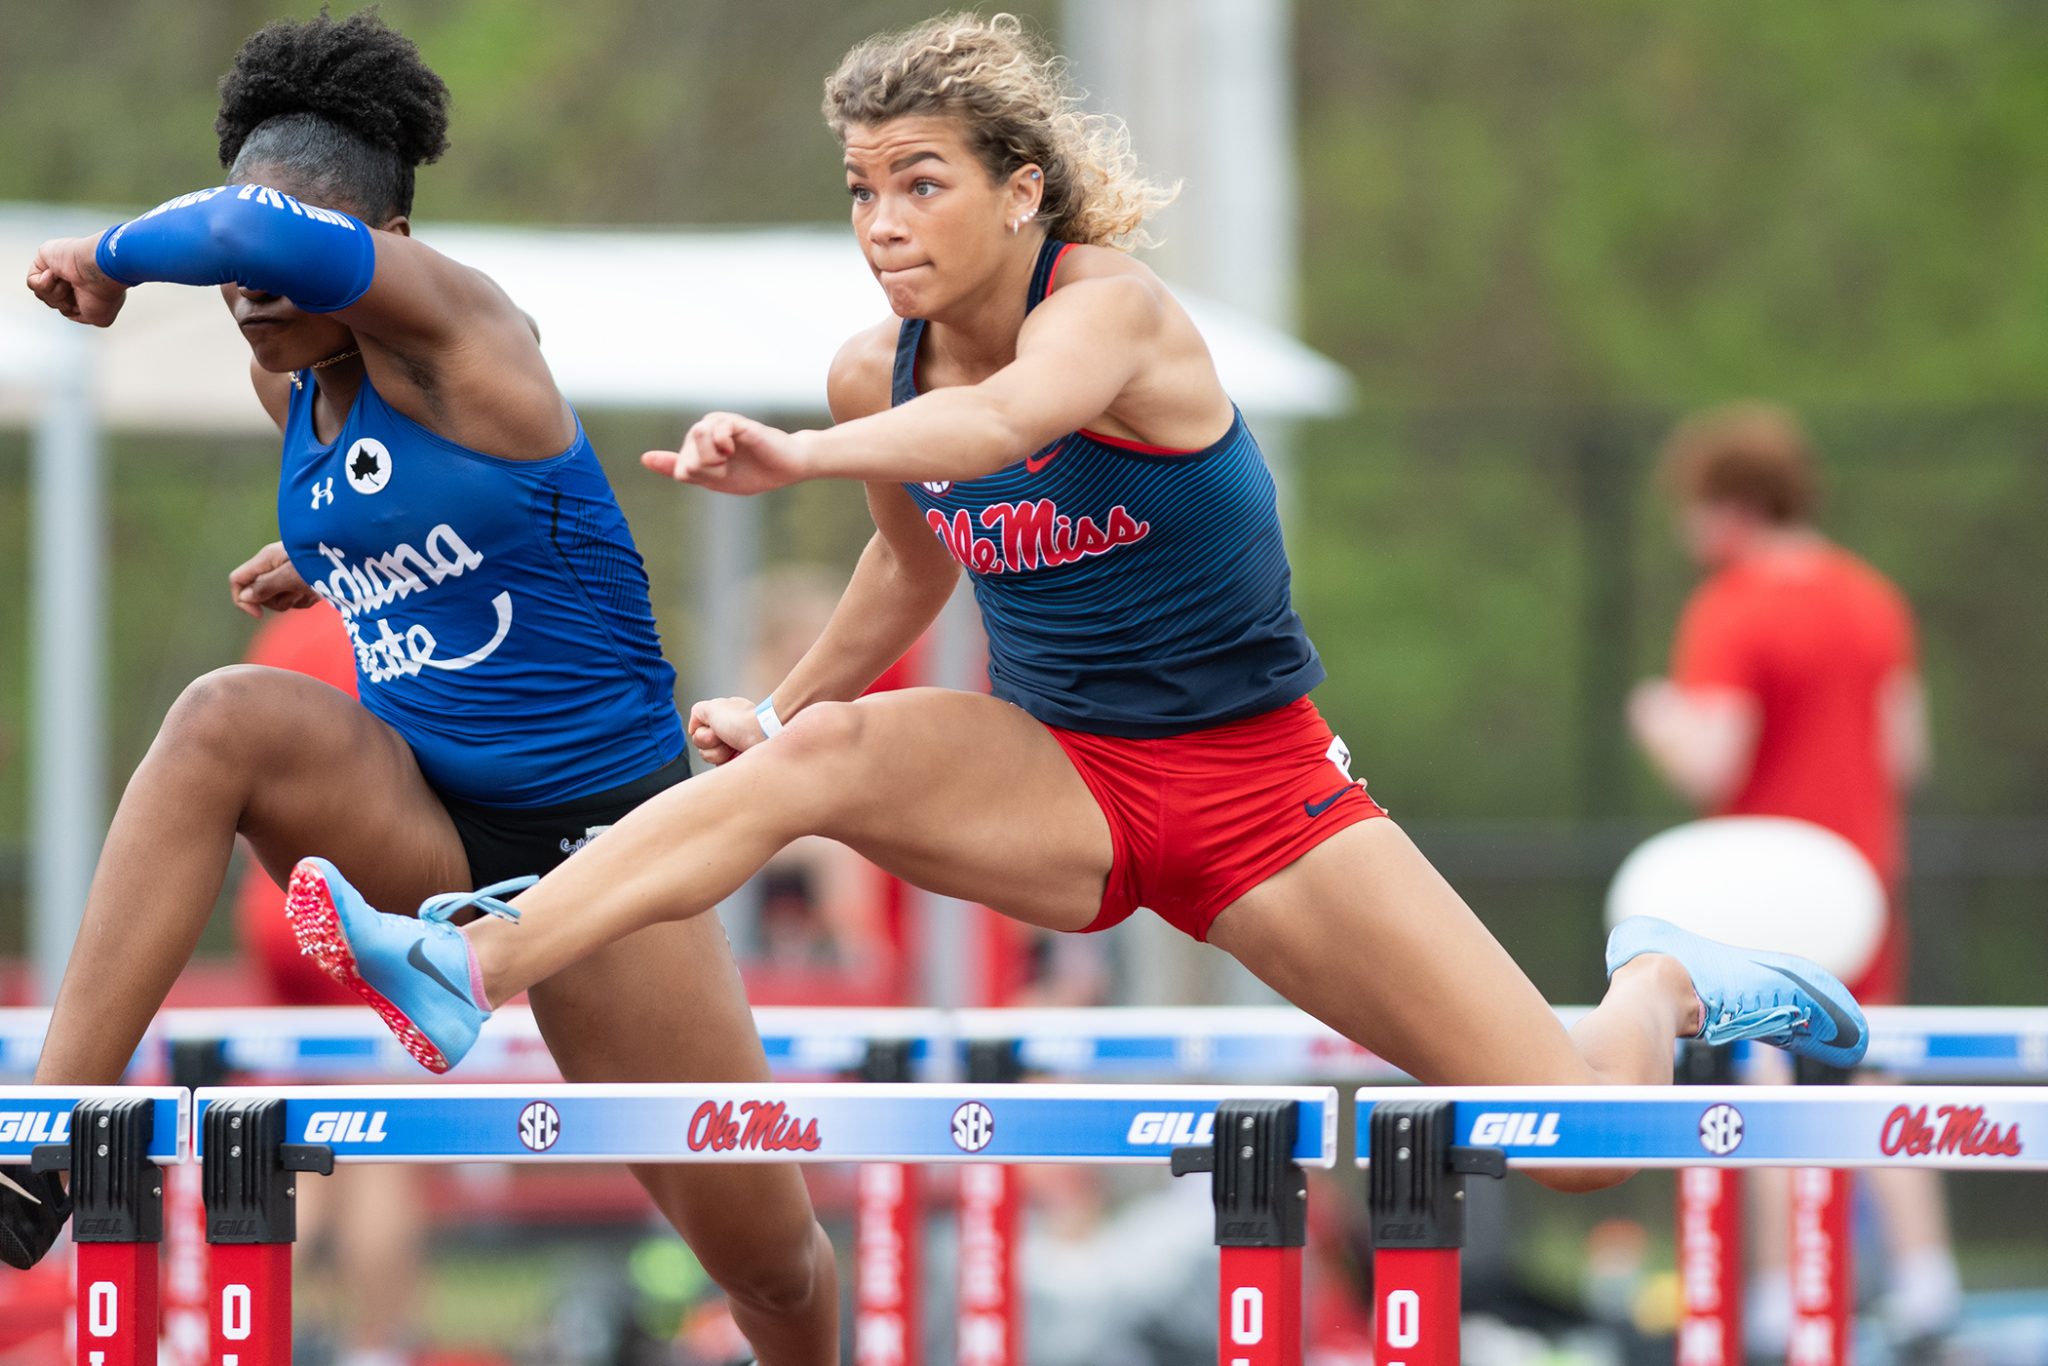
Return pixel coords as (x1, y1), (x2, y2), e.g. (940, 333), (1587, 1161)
(895, 238), (1324, 737)
(275, 373), (683, 806)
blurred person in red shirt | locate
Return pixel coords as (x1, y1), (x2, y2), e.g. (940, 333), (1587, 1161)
(1630, 403), (1955, 1350)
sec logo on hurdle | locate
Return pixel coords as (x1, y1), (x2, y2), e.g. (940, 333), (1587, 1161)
(519, 1100), (562, 1152)
(1698, 1103), (1745, 1156)
(951, 1101), (995, 1153)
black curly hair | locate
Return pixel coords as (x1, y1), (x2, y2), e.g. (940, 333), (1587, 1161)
(215, 7), (449, 222)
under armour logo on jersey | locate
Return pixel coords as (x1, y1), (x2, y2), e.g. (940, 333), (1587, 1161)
(309, 477), (335, 509)
(921, 480), (953, 496)
(344, 437), (393, 496)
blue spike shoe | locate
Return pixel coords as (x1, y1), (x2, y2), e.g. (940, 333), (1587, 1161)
(1607, 915), (1869, 1069)
(286, 857), (534, 1074)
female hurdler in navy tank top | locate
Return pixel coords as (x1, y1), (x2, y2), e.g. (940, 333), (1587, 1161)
(895, 238), (1324, 738)
(275, 371), (683, 806)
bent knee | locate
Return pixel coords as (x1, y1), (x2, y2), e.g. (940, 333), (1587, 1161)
(1529, 1167), (1633, 1195)
(157, 665), (299, 761)
(696, 1221), (829, 1317)
(773, 700), (868, 761)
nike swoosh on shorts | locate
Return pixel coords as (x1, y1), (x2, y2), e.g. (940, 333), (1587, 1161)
(1303, 785), (1352, 818)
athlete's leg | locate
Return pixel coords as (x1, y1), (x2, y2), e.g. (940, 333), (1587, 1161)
(1205, 819), (1701, 1191)
(463, 689), (1113, 1006)
(527, 916), (838, 1366)
(35, 665), (470, 1084)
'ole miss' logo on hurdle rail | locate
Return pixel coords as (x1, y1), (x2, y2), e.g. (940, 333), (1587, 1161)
(687, 1100), (821, 1153)
(1880, 1104), (2022, 1159)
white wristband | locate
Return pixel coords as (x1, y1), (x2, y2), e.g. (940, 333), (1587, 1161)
(754, 697), (785, 740)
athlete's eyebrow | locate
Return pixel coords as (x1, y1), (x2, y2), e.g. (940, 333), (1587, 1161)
(844, 149), (947, 176)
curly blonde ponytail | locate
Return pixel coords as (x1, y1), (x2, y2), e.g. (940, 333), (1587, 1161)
(823, 12), (1177, 251)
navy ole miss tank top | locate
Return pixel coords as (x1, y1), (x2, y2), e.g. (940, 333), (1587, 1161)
(894, 238), (1323, 737)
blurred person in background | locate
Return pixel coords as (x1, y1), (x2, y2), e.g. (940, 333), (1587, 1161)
(232, 602), (425, 1366)
(1630, 402), (1955, 1351)
(19, 11), (836, 1361)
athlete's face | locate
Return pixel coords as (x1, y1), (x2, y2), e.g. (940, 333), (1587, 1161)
(842, 116), (1042, 318)
(216, 164), (404, 373)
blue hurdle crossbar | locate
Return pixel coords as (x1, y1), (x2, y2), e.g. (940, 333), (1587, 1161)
(1355, 1084), (2048, 1171)
(0, 1086), (187, 1163)
(190, 1083), (1339, 1166)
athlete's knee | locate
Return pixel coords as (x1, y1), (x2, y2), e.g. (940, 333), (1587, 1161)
(759, 701), (873, 793)
(157, 665), (294, 765)
(1529, 1167), (1632, 1195)
(695, 1219), (830, 1318)
(774, 700), (868, 759)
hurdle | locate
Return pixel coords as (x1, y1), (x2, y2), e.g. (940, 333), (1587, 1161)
(186, 1082), (1337, 1366)
(1356, 1084), (2048, 1366)
(21, 1006), (2048, 1364)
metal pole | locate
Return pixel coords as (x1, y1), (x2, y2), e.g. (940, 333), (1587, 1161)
(915, 582), (985, 1024)
(693, 487), (764, 951)
(29, 328), (104, 1004)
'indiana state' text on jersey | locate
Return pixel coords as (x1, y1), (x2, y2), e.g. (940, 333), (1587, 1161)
(894, 238), (1324, 737)
(276, 375), (683, 805)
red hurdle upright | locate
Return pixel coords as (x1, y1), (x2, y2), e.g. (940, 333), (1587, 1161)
(33, 1097), (164, 1366)
(1789, 1058), (1855, 1366)
(1674, 1044), (1743, 1366)
(1364, 1100), (1506, 1366)
(1171, 1097), (1315, 1366)
(199, 1097), (334, 1366)
(854, 1039), (923, 1366)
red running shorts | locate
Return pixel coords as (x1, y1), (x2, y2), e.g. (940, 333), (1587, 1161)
(1046, 696), (1388, 942)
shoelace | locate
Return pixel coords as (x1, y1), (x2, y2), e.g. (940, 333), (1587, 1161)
(419, 875), (538, 926)
(1709, 1001), (1810, 1042)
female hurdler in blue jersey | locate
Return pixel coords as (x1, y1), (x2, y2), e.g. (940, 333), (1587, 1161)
(20, 12), (838, 1357)
(292, 14), (1867, 1191)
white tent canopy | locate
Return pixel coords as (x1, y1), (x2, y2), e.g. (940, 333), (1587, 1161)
(0, 209), (1351, 429)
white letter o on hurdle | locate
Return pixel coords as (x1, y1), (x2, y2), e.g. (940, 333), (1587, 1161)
(1230, 1286), (1263, 1344)
(87, 1281), (117, 1336)
(222, 1283), (252, 1340)
(1385, 1288), (1420, 1348)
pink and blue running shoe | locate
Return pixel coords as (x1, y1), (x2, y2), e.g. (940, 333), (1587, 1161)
(1607, 915), (1868, 1069)
(286, 857), (533, 1074)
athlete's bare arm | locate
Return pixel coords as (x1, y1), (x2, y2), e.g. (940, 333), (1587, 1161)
(650, 249), (1237, 494)
(325, 231), (574, 458)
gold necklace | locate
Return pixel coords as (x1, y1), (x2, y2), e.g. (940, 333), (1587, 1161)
(292, 346), (363, 390)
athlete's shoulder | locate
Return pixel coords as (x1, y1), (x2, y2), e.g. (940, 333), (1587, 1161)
(1041, 243), (1171, 316)
(826, 317), (901, 423)
(1047, 241), (1158, 287)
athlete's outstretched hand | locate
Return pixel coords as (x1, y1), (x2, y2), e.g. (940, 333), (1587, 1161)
(229, 542), (319, 618)
(644, 413), (811, 496)
(26, 235), (128, 327)
(687, 696), (771, 767)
